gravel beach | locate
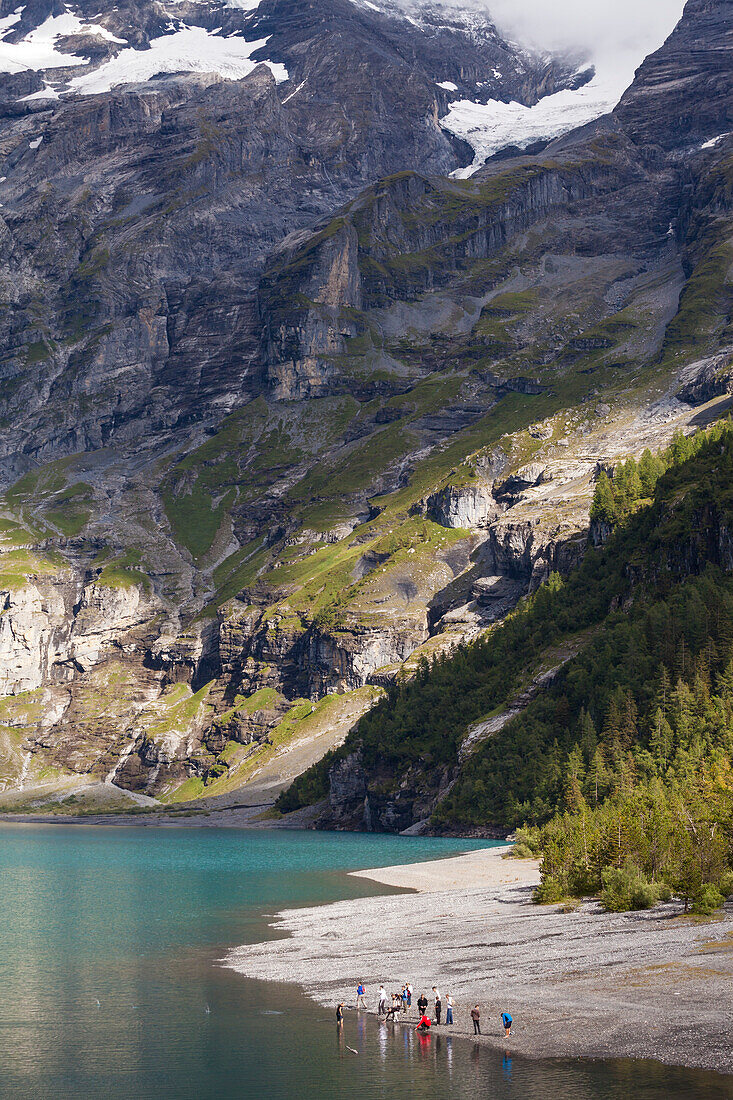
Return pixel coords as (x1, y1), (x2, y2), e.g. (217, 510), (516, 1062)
(225, 845), (733, 1078)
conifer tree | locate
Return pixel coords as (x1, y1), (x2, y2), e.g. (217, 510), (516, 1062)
(590, 471), (617, 524)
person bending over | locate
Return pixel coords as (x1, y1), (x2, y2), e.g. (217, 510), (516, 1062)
(415, 1014), (431, 1033)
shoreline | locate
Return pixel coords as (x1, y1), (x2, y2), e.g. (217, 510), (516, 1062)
(0, 802), (311, 829)
(225, 845), (733, 1078)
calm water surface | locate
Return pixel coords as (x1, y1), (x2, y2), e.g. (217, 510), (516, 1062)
(0, 824), (729, 1099)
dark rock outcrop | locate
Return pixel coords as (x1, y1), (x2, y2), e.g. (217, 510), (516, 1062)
(677, 350), (733, 405)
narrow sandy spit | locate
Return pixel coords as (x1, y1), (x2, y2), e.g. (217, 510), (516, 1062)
(225, 845), (733, 1077)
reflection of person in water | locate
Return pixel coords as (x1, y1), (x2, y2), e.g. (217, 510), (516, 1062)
(416, 1031), (431, 1055)
(378, 1021), (388, 1061)
(502, 1050), (513, 1081)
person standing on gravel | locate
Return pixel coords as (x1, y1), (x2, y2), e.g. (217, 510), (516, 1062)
(433, 987), (442, 1025)
(356, 982), (366, 1009)
(417, 992), (428, 1017)
(471, 1005), (481, 1035)
(445, 994), (454, 1026)
(406, 983), (412, 1009)
(377, 985), (387, 1015)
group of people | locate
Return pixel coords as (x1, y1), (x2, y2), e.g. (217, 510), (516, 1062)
(413, 987), (453, 1029)
(346, 982), (512, 1038)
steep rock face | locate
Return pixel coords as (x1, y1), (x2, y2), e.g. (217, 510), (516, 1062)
(615, 0), (733, 151)
(71, 582), (156, 670)
(677, 349), (733, 405)
(323, 753), (450, 832)
(264, 222), (363, 400)
(0, 569), (159, 694)
(218, 603), (428, 696)
(0, 556), (215, 788)
(306, 617), (429, 693)
(635, 503), (733, 581)
(494, 463), (550, 503)
(0, 577), (77, 694)
(258, 161), (617, 391)
(327, 751), (367, 827)
(0, 0), (583, 480)
(423, 480), (499, 529)
(488, 516), (588, 591)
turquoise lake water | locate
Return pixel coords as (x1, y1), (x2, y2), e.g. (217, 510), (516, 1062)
(0, 824), (730, 1099)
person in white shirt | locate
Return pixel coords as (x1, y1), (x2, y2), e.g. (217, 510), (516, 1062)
(377, 985), (387, 1015)
(445, 994), (454, 1025)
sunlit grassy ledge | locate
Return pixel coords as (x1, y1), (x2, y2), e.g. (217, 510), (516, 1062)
(225, 846), (733, 1077)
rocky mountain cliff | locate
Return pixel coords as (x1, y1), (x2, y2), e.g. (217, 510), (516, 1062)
(0, 0), (731, 813)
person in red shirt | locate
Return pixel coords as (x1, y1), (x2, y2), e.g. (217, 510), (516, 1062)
(415, 1014), (431, 1032)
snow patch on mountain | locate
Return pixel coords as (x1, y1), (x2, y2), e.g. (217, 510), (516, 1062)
(22, 83), (60, 100)
(701, 133), (732, 150)
(0, 9), (24, 36)
(66, 26), (287, 94)
(0, 12), (93, 72)
(442, 68), (626, 176)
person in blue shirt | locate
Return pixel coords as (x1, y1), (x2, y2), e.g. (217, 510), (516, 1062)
(356, 982), (366, 1009)
(401, 985), (408, 1012)
(501, 1011), (513, 1037)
